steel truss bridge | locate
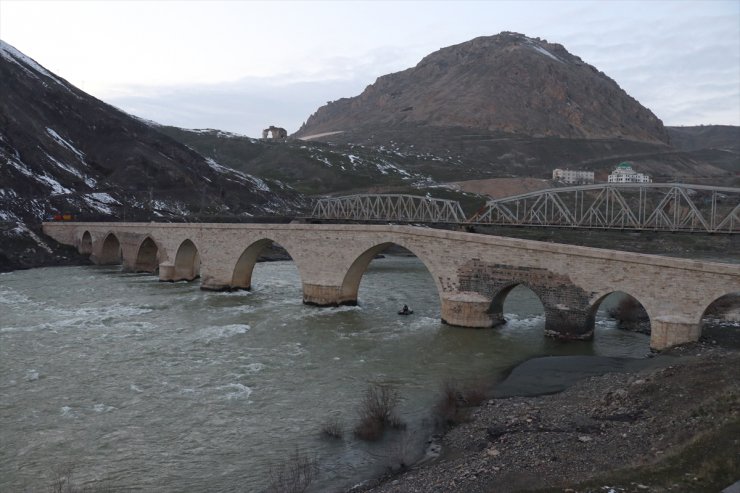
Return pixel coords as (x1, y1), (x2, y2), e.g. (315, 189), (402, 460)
(310, 184), (740, 233)
(310, 194), (466, 223)
(469, 183), (740, 233)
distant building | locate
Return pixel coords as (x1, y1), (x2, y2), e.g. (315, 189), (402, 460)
(552, 168), (595, 184)
(608, 162), (652, 183)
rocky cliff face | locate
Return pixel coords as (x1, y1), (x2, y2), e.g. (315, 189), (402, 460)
(295, 32), (669, 144)
(0, 40), (303, 271)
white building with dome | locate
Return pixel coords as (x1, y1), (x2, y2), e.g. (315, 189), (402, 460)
(608, 162), (652, 183)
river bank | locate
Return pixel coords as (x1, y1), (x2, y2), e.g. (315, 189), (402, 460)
(353, 339), (739, 493)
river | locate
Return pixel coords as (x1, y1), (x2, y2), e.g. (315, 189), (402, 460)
(1, 255), (651, 492)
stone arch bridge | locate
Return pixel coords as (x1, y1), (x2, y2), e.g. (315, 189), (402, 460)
(43, 222), (740, 351)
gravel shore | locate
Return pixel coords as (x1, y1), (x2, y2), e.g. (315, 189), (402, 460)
(352, 343), (739, 493)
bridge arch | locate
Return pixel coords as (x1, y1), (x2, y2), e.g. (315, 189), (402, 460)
(173, 239), (200, 281)
(134, 236), (159, 273)
(697, 291), (740, 323)
(339, 241), (443, 307)
(699, 292), (739, 336)
(98, 232), (122, 265)
(588, 290), (652, 336)
(231, 238), (298, 290)
(488, 282), (546, 327)
(79, 231), (92, 255)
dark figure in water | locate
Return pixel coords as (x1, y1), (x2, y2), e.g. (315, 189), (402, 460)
(401, 304), (410, 314)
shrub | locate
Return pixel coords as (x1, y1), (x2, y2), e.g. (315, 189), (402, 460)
(47, 463), (117, 493)
(266, 449), (319, 493)
(386, 430), (417, 472)
(434, 380), (463, 427)
(353, 384), (404, 441)
(433, 380), (489, 429)
(320, 416), (344, 439)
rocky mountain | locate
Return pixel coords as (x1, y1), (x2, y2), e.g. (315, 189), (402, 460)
(292, 32), (733, 184)
(0, 40), (303, 272)
(296, 32), (668, 143)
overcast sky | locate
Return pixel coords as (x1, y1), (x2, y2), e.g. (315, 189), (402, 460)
(1, 0), (738, 138)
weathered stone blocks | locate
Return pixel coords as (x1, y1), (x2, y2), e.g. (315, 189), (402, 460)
(41, 222), (740, 351)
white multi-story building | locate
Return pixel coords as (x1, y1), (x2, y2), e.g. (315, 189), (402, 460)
(552, 168), (595, 184)
(607, 162), (652, 183)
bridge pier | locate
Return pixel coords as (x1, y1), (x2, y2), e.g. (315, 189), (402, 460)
(302, 284), (355, 306)
(158, 261), (199, 282)
(650, 317), (700, 350)
(441, 293), (497, 327)
(158, 263), (176, 282)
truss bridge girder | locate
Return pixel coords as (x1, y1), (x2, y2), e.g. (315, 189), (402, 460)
(468, 183), (739, 234)
(311, 194), (466, 224)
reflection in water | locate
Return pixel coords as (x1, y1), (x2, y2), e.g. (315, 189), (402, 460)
(0, 257), (649, 492)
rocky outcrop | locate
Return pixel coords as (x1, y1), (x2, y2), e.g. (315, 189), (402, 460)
(295, 32), (669, 144)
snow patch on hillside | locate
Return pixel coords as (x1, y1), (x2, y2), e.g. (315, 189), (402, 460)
(35, 173), (73, 196)
(205, 157), (271, 192)
(7, 221), (54, 253)
(248, 175), (270, 192)
(7, 153), (73, 195)
(6, 155), (34, 178)
(186, 128), (254, 140)
(0, 40), (73, 92)
(0, 210), (19, 221)
(46, 128), (87, 163)
(524, 38), (563, 63)
(44, 152), (95, 187)
(82, 193), (119, 215)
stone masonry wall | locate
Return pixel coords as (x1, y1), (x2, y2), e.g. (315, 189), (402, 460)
(41, 222), (740, 350)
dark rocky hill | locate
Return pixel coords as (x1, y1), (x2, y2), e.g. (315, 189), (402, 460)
(291, 33), (732, 184)
(666, 126), (740, 179)
(295, 32), (668, 143)
(0, 40), (303, 272)
(667, 125), (740, 152)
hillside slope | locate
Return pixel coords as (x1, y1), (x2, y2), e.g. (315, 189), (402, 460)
(295, 32), (668, 143)
(0, 40), (303, 271)
(291, 33), (731, 184)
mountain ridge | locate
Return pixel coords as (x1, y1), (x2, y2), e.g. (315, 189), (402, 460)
(0, 40), (303, 271)
(295, 32), (669, 144)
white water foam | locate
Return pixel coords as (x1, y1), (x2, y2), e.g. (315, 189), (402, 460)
(93, 403), (115, 413)
(222, 304), (257, 315)
(0, 287), (31, 305)
(195, 324), (251, 343)
(209, 290), (252, 297)
(218, 383), (252, 400)
(244, 363), (264, 373)
(42, 304), (154, 327)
